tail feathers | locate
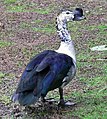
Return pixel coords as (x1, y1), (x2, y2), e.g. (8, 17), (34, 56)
(12, 92), (41, 106)
(11, 93), (19, 103)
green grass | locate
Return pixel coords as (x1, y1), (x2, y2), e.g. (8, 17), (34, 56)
(20, 20), (56, 34)
(0, 40), (13, 48)
(31, 8), (51, 14)
(66, 75), (107, 119)
(71, 50), (107, 119)
(6, 4), (54, 14)
(4, 0), (17, 4)
(20, 22), (31, 29)
(32, 21), (56, 34)
(0, 72), (15, 104)
(0, 72), (15, 82)
(0, 95), (10, 105)
(32, 19), (43, 24)
(21, 43), (50, 58)
(85, 24), (107, 31)
(6, 4), (26, 12)
(0, 72), (5, 79)
(73, 102), (107, 119)
(97, 25), (107, 30)
(5, 0), (56, 15)
(32, 27), (55, 34)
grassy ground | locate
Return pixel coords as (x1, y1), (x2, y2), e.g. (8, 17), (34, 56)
(0, 0), (107, 118)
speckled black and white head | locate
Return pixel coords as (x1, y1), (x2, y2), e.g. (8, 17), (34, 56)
(57, 10), (74, 22)
(56, 8), (85, 31)
(57, 8), (85, 23)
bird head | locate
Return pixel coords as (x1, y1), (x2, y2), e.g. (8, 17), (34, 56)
(73, 8), (86, 21)
(58, 8), (86, 22)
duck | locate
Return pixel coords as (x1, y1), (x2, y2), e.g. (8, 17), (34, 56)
(12, 8), (86, 106)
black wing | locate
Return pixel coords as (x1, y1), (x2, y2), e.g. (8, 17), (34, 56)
(16, 50), (74, 97)
(16, 50), (51, 93)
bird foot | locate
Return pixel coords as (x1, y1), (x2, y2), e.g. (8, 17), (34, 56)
(58, 100), (76, 107)
(45, 98), (57, 104)
(41, 97), (56, 104)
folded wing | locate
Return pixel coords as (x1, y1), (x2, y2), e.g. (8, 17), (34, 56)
(12, 50), (74, 106)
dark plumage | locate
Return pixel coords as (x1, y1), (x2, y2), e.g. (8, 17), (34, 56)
(12, 50), (74, 106)
(12, 8), (85, 106)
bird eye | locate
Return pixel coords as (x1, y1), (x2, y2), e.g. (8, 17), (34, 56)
(66, 12), (70, 14)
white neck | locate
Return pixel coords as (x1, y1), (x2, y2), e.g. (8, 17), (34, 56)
(56, 41), (76, 62)
(55, 14), (76, 62)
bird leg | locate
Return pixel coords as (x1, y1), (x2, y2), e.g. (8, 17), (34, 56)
(58, 87), (76, 107)
(41, 95), (55, 104)
(41, 95), (46, 103)
(58, 87), (65, 107)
